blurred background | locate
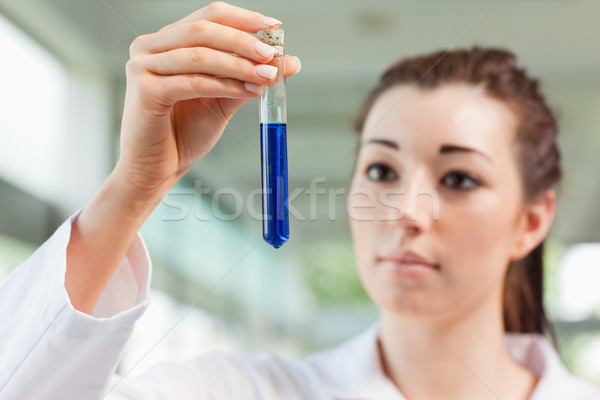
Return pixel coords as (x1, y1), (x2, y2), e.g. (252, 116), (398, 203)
(0, 0), (599, 386)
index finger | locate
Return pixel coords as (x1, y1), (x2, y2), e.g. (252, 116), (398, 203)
(161, 1), (281, 33)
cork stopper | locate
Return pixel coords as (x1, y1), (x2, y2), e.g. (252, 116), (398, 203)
(257, 29), (284, 46)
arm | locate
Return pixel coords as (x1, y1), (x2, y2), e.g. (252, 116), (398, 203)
(65, 171), (163, 314)
(64, 1), (300, 315)
(1, 2), (301, 399)
(0, 209), (151, 400)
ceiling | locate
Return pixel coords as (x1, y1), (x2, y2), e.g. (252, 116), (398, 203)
(2, 0), (599, 248)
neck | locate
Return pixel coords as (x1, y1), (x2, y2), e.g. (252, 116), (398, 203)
(378, 293), (537, 399)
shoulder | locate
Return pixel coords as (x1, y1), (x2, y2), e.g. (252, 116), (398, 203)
(181, 333), (379, 400)
(505, 333), (600, 399)
(115, 323), (380, 400)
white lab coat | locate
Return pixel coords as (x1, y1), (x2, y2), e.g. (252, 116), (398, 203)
(1, 211), (599, 400)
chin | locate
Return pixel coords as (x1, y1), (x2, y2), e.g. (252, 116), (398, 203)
(370, 287), (446, 317)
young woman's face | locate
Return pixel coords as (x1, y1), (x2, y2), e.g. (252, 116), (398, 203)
(348, 83), (526, 319)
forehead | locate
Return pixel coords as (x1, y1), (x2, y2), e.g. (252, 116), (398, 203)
(361, 83), (518, 154)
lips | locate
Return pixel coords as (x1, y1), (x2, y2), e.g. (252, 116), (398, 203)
(377, 250), (440, 270)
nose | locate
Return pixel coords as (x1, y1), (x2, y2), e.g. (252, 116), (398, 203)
(382, 169), (436, 235)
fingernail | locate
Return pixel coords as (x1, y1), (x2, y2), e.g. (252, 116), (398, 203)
(255, 64), (278, 79)
(244, 82), (262, 93)
(293, 56), (302, 73)
(255, 42), (276, 58)
(261, 16), (282, 27)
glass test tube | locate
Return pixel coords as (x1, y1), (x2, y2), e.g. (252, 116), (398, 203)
(257, 29), (289, 249)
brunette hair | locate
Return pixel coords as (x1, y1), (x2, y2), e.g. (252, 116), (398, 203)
(353, 47), (561, 335)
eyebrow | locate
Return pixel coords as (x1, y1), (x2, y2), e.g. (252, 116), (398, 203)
(363, 139), (493, 164)
(363, 139), (399, 150)
(439, 144), (493, 164)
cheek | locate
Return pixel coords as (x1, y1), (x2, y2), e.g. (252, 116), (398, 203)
(441, 188), (521, 295)
(447, 189), (519, 249)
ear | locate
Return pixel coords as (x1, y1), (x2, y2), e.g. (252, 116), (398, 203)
(509, 189), (556, 261)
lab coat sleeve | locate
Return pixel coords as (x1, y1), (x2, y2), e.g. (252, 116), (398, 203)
(0, 210), (151, 400)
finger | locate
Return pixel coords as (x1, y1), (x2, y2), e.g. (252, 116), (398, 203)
(161, 2), (280, 33)
(137, 47), (278, 86)
(147, 74), (262, 105)
(131, 20), (279, 65)
(284, 55), (302, 77)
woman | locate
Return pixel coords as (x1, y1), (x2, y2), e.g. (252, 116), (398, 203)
(0, 2), (598, 399)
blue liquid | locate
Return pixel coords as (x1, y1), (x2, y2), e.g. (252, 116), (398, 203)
(260, 123), (289, 248)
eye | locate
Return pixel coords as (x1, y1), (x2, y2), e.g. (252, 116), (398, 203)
(441, 171), (481, 191)
(365, 163), (398, 182)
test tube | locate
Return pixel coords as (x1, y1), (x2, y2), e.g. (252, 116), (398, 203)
(257, 29), (289, 249)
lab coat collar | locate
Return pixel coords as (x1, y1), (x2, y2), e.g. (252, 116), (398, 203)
(306, 319), (599, 399)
